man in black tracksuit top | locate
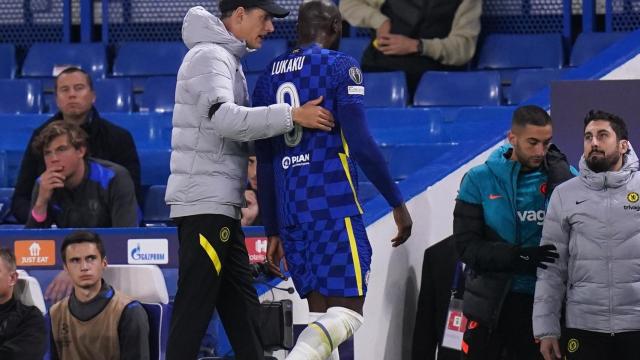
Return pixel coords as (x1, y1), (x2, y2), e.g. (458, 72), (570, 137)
(25, 121), (138, 229)
(11, 67), (141, 224)
(0, 249), (47, 360)
(453, 106), (574, 359)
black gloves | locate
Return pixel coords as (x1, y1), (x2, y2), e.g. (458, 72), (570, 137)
(513, 244), (559, 274)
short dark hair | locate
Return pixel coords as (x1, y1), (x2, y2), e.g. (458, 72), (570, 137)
(512, 105), (552, 128)
(61, 231), (106, 263)
(583, 109), (629, 141)
(54, 67), (93, 92)
(32, 120), (88, 157)
(0, 248), (16, 272)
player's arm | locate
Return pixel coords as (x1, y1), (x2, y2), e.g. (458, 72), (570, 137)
(25, 181), (54, 228)
(334, 56), (411, 246)
(253, 74), (288, 277)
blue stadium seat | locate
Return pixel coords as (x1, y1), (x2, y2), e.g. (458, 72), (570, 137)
(0, 44), (16, 79)
(138, 148), (171, 186)
(413, 71), (501, 107)
(143, 185), (170, 225)
(477, 34), (564, 83)
(44, 93), (58, 114)
(103, 265), (170, 360)
(22, 43), (107, 80)
(242, 39), (288, 73)
(0, 154), (6, 189)
(339, 38), (371, 63)
(508, 68), (565, 105)
(94, 78), (133, 113)
(138, 77), (176, 113)
(0, 79), (42, 114)
(570, 32), (627, 67)
(478, 34), (564, 70)
(364, 72), (407, 108)
(108, 113), (172, 148)
(5, 150), (25, 187)
(113, 42), (187, 77)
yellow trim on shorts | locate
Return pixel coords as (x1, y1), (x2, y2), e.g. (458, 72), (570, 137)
(340, 131), (363, 214)
(344, 217), (364, 296)
(199, 233), (222, 274)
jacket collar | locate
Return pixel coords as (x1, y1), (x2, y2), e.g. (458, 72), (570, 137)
(579, 143), (639, 190)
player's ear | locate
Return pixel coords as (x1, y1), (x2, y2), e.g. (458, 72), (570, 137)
(331, 17), (341, 35)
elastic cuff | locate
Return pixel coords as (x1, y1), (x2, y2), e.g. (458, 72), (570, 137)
(31, 208), (47, 223)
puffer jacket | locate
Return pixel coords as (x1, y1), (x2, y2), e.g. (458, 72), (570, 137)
(533, 146), (640, 338)
(165, 6), (294, 219)
(454, 144), (574, 327)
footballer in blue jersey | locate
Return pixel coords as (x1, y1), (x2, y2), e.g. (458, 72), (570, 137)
(252, 1), (412, 359)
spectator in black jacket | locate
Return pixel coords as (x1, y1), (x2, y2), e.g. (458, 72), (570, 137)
(0, 248), (47, 360)
(412, 236), (463, 360)
(11, 66), (141, 224)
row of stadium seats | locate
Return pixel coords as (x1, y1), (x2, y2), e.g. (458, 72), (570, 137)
(0, 67), (563, 114)
(0, 32), (625, 114)
(0, 32), (625, 82)
(0, 106), (515, 225)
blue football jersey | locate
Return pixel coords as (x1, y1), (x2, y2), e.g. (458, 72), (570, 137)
(253, 43), (366, 227)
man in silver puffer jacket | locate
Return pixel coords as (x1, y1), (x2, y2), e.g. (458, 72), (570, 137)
(533, 110), (640, 360)
(165, 3), (335, 359)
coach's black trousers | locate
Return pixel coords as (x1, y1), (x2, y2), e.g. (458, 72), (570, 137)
(562, 328), (640, 360)
(166, 214), (264, 360)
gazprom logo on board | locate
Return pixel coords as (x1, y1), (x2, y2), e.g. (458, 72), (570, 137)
(127, 239), (169, 264)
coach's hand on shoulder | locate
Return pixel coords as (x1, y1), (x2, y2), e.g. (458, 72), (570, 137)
(266, 235), (288, 280)
(292, 96), (335, 132)
(391, 203), (412, 247)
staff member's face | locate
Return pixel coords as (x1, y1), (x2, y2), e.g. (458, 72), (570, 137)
(236, 8), (274, 49)
(583, 120), (628, 173)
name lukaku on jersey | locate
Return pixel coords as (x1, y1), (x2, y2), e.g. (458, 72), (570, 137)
(517, 210), (545, 225)
(272, 56), (306, 75)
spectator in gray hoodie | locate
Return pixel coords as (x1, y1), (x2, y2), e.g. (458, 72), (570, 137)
(164, 2), (335, 359)
(533, 110), (640, 360)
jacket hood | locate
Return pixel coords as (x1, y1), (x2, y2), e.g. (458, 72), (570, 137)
(181, 6), (248, 58)
(579, 143), (639, 190)
(486, 144), (519, 180)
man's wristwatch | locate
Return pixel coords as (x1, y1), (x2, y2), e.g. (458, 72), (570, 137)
(416, 39), (423, 55)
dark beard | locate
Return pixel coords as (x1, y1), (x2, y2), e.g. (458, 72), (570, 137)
(586, 151), (621, 173)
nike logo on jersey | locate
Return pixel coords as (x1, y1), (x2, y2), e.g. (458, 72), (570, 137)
(576, 199), (588, 205)
(489, 194), (502, 200)
(520, 255), (530, 261)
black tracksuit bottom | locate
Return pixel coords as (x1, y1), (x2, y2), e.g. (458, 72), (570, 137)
(166, 214), (264, 360)
(461, 292), (541, 360)
(562, 328), (640, 360)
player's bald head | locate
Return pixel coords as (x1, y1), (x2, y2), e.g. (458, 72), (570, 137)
(297, 0), (341, 49)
